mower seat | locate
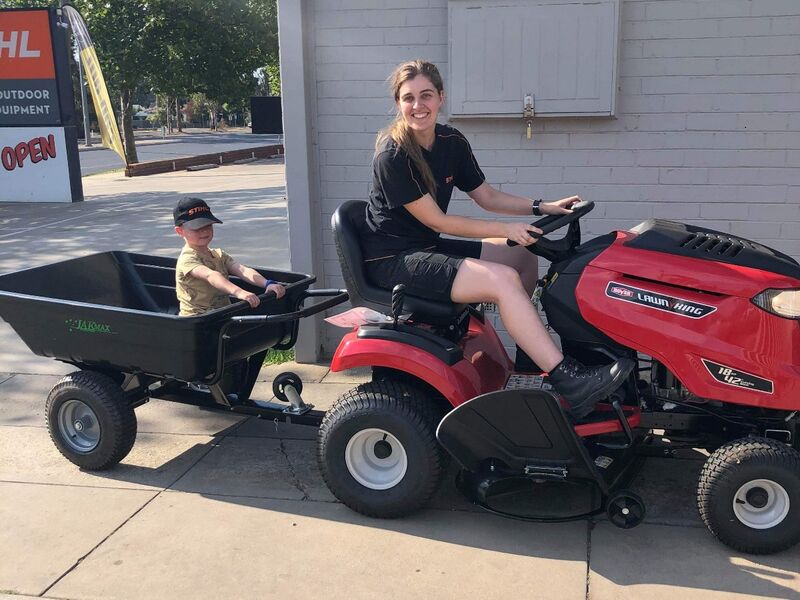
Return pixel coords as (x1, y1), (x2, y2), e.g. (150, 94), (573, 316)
(332, 200), (468, 326)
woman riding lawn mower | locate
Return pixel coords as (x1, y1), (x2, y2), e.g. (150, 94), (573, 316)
(321, 198), (800, 555)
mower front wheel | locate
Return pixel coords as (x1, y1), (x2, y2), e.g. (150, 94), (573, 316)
(697, 437), (800, 554)
(317, 380), (446, 518)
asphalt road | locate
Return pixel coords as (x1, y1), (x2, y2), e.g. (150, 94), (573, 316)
(79, 130), (283, 175)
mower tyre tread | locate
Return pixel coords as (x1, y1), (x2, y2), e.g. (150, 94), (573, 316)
(46, 370), (137, 470)
(697, 437), (800, 554)
(318, 379), (446, 518)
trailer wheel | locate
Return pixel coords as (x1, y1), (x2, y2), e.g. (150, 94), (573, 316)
(318, 379), (445, 518)
(46, 371), (137, 470)
(273, 371), (303, 402)
(698, 437), (800, 554)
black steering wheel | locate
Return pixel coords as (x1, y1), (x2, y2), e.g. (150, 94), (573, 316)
(506, 200), (595, 262)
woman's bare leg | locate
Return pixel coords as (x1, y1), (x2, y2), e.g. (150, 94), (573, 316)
(451, 257), (635, 418)
(480, 238), (539, 296)
(450, 258), (562, 371)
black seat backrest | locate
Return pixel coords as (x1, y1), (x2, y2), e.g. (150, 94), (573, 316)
(332, 200), (467, 325)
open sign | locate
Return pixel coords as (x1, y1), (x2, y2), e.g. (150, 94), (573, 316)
(0, 127), (71, 202)
(1, 133), (56, 171)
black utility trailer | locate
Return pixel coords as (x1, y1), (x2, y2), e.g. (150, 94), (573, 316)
(0, 251), (347, 469)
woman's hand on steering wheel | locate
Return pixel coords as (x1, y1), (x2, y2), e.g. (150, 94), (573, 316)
(541, 195), (582, 216)
(504, 221), (543, 246)
(506, 199), (595, 249)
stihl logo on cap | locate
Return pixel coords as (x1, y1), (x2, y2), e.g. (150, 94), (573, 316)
(188, 206), (210, 215)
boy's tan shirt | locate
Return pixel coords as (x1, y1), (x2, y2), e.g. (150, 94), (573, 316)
(175, 245), (235, 316)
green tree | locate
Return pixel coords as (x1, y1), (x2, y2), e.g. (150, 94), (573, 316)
(255, 61), (280, 97)
(139, 0), (279, 130)
(184, 93), (211, 126)
(179, 0), (277, 124)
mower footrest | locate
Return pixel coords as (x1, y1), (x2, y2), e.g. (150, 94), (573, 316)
(436, 388), (603, 486)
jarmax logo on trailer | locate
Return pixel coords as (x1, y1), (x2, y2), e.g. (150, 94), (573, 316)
(65, 319), (116, 335)
(1, 134), (57, 171)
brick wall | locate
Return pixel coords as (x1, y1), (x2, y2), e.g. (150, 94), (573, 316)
(308, 0), (800, 354)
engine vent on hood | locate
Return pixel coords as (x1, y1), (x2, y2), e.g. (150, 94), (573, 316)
(679, 232), (749, 257)
(624, 219), (800, 279)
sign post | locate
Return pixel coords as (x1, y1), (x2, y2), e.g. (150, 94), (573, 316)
(0, 7), (83, 203)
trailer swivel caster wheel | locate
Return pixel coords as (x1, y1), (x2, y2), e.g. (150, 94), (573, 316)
(46, 371), (137, 470)
(606, 490), (646, 529)
(273, 372), (303, 402)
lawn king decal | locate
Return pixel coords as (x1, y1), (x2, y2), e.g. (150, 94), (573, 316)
(605, 282), (716, 319)
(702, 359), (774, 394)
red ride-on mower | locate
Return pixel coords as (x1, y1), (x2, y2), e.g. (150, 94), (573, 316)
(320, 199), (800, 554)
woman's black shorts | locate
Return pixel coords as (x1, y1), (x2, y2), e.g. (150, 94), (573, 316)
(365, 238), (482, 303)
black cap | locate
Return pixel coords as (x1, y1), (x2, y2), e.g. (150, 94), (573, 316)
(173, 197), (223, 229)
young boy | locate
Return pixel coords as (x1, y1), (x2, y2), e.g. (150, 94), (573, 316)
(174, 196), (285, 316)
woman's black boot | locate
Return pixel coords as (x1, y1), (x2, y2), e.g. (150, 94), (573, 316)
(548, 356), (635, 419)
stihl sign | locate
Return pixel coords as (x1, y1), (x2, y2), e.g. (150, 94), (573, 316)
(0, 30), (41, 57)
(0, 11), (54, 80)
(0, 10), (60, 128)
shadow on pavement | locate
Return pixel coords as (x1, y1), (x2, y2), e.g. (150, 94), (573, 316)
(77, 410), (800, 598)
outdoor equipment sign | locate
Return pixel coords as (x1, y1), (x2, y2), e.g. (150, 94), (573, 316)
(0, 9), (60, 125)
(0, 7), (82, 202)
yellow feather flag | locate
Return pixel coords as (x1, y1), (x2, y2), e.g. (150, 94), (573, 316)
(62, 4), (127, 164)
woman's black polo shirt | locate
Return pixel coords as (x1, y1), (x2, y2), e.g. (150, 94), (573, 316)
(361, 123), (485, 261)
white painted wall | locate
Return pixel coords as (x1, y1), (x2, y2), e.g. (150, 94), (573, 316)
(282, 0), (800, 357)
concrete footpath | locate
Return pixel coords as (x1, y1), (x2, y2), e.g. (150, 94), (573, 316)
(0, 162), (798, 599)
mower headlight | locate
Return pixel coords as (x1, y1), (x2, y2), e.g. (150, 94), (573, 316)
(752, 288), (800, 319)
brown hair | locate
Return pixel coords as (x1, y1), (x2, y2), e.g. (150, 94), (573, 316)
(376, 59), (444, 201)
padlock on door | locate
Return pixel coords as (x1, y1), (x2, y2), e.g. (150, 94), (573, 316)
(523, 94), (534, 140)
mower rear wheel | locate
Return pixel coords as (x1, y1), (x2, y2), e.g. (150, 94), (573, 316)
(697, 437), (800, 554)
(46, 371), (137, 470)
(317, 379), (446, 518)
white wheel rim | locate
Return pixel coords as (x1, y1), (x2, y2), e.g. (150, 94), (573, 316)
(732, 478), (790, 530)
(344, 428), (407, 490)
